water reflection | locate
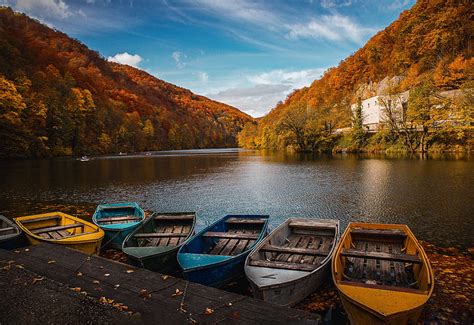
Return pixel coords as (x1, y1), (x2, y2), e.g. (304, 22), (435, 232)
(0, 149), (472, 248)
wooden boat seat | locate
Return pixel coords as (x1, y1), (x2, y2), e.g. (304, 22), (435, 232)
(261, 244), (330, 256)
(32, 223), (83, 234)
(21, 216), (60, 224)
(97, 216), (141, 223)
(154, 215), (194, 221)
(341, 248), (421, 264)
(225, 218), (266, 225)
(289, 221), (336, 231)
(133, 233), (188, 238)
(102, 206), (133, 211)
(0, 227), (15, 233)
(203, 232), (259, 240)
(249, 259), (318, 272)
(350, 228), (407, 239)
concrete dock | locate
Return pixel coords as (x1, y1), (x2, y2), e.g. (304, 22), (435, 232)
(0, 244), (319, 324)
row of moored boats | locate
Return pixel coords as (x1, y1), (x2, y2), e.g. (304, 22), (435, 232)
(0, 203), (434, 324)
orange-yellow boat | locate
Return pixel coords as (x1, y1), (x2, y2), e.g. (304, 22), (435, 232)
(332, 222), (434, 325)
(15, 212), (104, 254)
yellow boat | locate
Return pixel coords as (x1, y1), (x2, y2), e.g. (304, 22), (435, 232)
(15, 212), (104, 254)
(332, 222), (434, 325)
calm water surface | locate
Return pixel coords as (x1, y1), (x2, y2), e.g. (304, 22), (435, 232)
(0, 149), (472, 248)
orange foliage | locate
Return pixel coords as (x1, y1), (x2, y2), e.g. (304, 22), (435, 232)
(0, 7), (253, 157)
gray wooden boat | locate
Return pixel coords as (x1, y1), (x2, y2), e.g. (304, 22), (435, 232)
(0, 215), (23, 249)
(244, 218), (339, 306)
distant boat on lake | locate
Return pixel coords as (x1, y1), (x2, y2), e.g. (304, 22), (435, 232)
(79, 156), (90, 162)
(178, 214), (269, 287)
(332, 223), (434, 325)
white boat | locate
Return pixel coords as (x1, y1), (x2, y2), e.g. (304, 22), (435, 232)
(79, 156), (90, 162)
(245, 218), (339, 306)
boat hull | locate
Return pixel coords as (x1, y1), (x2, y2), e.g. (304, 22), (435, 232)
(249, 262), (331, 306)
(125, 247), (181, 275)
(183, 253), (247, 288)
(0, 233), (27, 250)
(24, 234), (102, 254)
(103, 228), (134, 250)
(339, 291), (423, 325)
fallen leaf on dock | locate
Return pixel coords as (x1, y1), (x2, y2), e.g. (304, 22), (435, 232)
(15, 264), (24, 269)
(32, 276), (44, 284)
(114, 284), (120, 289)
(24, 249), (29, 252)
(76, 272), (83, 276)
(161, 275), (169, 280)
(172, 288), (183, 297)
(204, 307), (214, 315)
(93, 280), (100, 284)
(139, 289), (151, 299)
(47, 260), (56, 264)
(104, 273), (110, 277)
(14, 250), (20, 253)
(71, 287), (81, 292)
(126, 269), (134, 274)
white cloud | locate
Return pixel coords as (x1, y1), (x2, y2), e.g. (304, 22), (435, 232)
(320, 0), (353, 9)
(190, 0), (279, 27)
(107, 52), (142, 67)
(387, 0), (412, 10)
(207, 68), (325, 117)
(5, 0), (71, 20)
(286, 14), (374, 43)
(247, 68), (325, 89)
(208, 84), (290, 117)
(171, 51), (187, 69)
(198, 72), (209, 82)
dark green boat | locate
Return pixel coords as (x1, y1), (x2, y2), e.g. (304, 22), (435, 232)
(122, 212), (196, 275)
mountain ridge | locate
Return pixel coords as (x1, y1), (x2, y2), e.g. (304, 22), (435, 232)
(0, 7), (254, 157)
(237, 0), (473, 150)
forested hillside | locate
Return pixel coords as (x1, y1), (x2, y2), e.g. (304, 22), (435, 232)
(0, 8), (253, 158)
(238, 0), (473, 152)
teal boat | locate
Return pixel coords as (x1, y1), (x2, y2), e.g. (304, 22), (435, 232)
(177, 214), (269, 288)
(122, 212), (196, 275)
(93, 202), (145, 249)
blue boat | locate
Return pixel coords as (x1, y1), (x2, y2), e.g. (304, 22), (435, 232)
(92, 202), (145, 249)
(177, 214), (269, 287)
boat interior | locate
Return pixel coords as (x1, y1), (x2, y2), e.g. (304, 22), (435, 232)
(129, 213), (195, 248)
(18, 214), (96, 239)
(194, 217), (267, 256)
(96, 206), (142, 225)
(248, 220), (337, 272)
(338, 227), (428, 290)
(0, 217), (19, 236)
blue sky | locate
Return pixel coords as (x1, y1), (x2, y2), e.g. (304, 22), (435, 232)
(1, 0), (415, 117)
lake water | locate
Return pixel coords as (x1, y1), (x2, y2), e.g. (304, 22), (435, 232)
(0, 149), (472, 248)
